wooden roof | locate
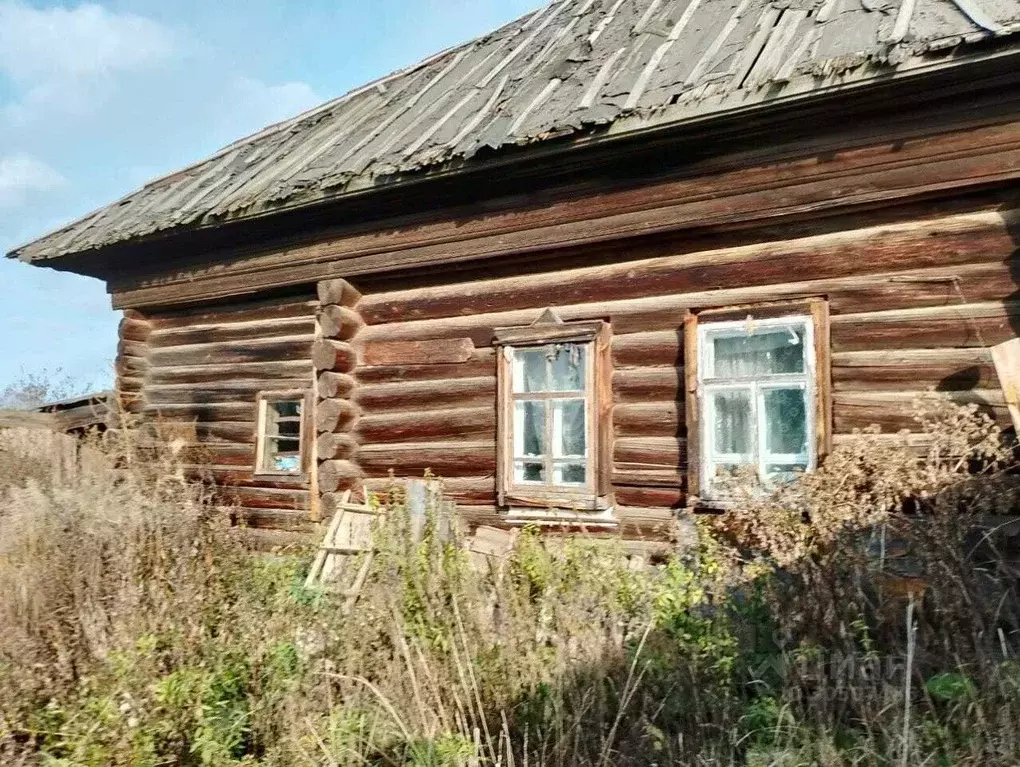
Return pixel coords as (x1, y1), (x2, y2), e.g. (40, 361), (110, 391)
(10, 0), (1020, 264)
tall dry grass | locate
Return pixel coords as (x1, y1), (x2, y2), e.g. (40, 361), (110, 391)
(0, 397), (1018, 766)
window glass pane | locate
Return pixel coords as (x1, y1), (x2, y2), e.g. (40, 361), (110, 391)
(711, 389), (753, 456)
(277, 419), (301, 439)
(513, 349), (548, 393)
(763, 388), (808, 456)
(514, 461), (545, 483)
(554, 399), (586, 457)
(274, 455), (301, 472)
(554, 464), (586, 485)
(712, 326), (805, 377)
(550, 344), (585, 391)
(514, 400), (546, 457)
(272, 400), (301, 418)
(261, 437), (301, 473)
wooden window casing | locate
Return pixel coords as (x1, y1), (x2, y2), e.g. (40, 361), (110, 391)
(494, 318), (612, 512)
(254, 390), (313, 479)
(684, 299), (831, 508)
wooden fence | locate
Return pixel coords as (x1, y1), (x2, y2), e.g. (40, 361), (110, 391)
(0, 393), (114, 484)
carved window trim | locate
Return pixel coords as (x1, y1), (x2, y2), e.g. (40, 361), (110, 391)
(493, 311), (612, 513)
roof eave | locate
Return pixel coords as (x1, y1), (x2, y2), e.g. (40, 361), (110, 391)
(10, 39), (1020, 267)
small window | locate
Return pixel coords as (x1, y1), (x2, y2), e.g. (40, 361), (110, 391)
(697, 315), (817, 499)
(494, 315), (610, 510)
(255, 392), (309, 476)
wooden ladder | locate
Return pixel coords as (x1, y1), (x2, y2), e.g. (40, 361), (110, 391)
(304, 490), (381, 610)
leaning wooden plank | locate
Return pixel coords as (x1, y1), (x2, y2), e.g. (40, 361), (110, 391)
(991, 338), (1020, 432)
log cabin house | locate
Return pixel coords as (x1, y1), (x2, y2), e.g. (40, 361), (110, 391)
(8, 0), (1020, 548)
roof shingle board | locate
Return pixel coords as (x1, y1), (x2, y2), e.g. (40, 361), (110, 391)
(12, 0), (1020, 262)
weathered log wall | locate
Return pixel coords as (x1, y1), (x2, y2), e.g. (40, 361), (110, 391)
(117, 294), (319, 542)
(351, 206), (1020, 538)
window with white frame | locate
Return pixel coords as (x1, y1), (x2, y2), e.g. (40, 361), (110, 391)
(506, 342), (593, 492)
(254, 392), (309, 476)
(698, 315), (815, 499)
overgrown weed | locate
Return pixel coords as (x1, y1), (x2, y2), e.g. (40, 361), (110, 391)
(0, 396), (1018, 765)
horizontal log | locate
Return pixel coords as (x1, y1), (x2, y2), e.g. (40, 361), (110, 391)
(312, 339), (357, 373)
(363, 476), (497, 505)
(356, 348), (497, 384)
(218, 486), (311, 511)
(832, 348), (998, 391)
(355, 377), (496, 413)
(614, 436), (684, 470)
(112, 123), (1020, 308)
(144, 402), (255, 422)
(149, 336), (313, 367)
(232, 508), (318, 534)
(116, 355), (150, 377)
(118, 339), (149, 359)
(833, 390), (1010, 433)
(613, 486), (685, 510)
(358, 212), (1015, 324)
(318, 304), (364, 341)
(358, 441), (496, 477)
(119, 317), (151, 343)
(117, 377), (145, 394)
(357, 406), (494, 444)
(316, 432), (359, 460)
(361, 338), (475, 366)
(615, 506), (680, 540)
(318, 278), (362, 308)
(148, 316), (314, 349)
(149, 297), (318, 330)
(147, 420), (259, 442)
(318, 372), (356, 399)
(146, 380), (312, 405)
(613, 402), (683, 438)
(831, 349), (996, 367)
(831, 301), (1020, 352)
(148, 360), (312, 386)
(826, 261), (1016, 315)
(611, 469), (685, 487)
(169, 443), (255, 465)
(318, 460), (365, 494)
(612, 331), (682, 368)
(613, 367), (681, 402)
(182, 465), (306, 489)
(316, 399), (360, 434)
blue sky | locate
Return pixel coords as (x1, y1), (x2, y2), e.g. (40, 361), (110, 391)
(0, 0), (539, 391)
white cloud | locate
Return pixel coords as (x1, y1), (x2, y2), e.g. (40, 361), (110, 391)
(0, 153), (66, 208)
(0, 1), (177, 127)
(0, 1), (175, 84)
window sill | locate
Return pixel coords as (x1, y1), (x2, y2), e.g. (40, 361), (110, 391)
(503, 505), (618, 529)
(253, 470), (309, 482)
